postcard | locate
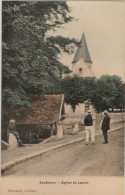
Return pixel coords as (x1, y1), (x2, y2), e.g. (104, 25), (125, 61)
(1, 1), (124, 195)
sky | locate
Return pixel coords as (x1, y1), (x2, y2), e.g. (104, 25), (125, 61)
(53, 1), (125, 81)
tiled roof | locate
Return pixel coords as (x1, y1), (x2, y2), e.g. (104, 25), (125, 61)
(3, 94), (64, 125)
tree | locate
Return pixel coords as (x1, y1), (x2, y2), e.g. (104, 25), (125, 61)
(62, 74), (124, 113)
(61, 75), (96, 112)
(82, 77), (96, 102)
(92, 75), (124, 112)
(2, 1), (77, 112)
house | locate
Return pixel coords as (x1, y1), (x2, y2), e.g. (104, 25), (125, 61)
(2, 94), (65, 143)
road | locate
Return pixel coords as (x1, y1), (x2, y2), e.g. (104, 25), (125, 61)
(3, 128), (124, 177)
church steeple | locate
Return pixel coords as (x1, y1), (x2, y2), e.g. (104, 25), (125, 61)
(62, 33), (96, 79)
(72, 33), (92, 64)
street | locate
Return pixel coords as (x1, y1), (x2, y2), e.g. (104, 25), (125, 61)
(3, 128), (124, 177)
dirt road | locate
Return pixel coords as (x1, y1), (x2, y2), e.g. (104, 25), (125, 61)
(3, 128), (124, 177)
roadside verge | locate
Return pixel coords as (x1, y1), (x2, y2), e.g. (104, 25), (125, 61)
(1, 125), (124, 174)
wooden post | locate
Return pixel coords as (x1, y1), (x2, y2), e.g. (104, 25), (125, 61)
(29, 132), (32, 144)
(50, 124), (54, 137)
(56, 122), (63, 140)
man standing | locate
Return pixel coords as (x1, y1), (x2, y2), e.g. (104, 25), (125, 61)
(84, 110), (95, 145)
(101, 110), (110, 144)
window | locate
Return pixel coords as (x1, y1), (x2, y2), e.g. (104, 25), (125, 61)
(79, 68), (82, 72)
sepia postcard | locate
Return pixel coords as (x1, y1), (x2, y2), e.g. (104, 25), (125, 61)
(1, 1), (125, 195)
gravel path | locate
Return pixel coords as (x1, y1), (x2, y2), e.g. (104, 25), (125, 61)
(3, 128), (124, 177)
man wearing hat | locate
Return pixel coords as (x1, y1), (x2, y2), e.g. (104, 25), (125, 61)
(7, 119), (23, 147)
(101, 110), (110, 144)
(84, 110), (95, 145)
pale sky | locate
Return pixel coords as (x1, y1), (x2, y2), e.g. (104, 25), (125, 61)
(53, 1), (125, 81)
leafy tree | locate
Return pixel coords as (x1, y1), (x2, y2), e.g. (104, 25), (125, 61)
(82, 77), (96, 102)
(61, 75), (96, 112)
(2, 1), (77, 112)
(92, 75), (124, 112)
(62, 74), (124, 113)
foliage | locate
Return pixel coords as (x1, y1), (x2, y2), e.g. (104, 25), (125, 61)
(92, 75), (124, 112)
(2, 1), (77, 112)
(61, 74), (124, 112)
(82, 77), (96, 102)
(61, 75), (96, 112)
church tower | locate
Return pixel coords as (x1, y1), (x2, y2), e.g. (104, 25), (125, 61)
(63, 33), (96, 79)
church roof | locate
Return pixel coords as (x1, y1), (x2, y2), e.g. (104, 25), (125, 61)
(72, 33), (92, 63)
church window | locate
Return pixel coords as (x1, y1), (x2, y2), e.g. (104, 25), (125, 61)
(79, 68), (82, 72)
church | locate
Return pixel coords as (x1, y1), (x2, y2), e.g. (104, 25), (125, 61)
(63, 33), (96, 115)
(62, 33), (96, 79)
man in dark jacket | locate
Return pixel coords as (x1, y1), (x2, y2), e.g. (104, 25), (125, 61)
(101, 110), (110, 144)
(84, 110), (95, 145)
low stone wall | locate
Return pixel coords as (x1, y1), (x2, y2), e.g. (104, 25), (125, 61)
(95, 113), (124, 130)
(61, 113), (84, 134)
(63, 124), (85, 135)
(63, 112), (124, 133)
(109, 113), (124, 124)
